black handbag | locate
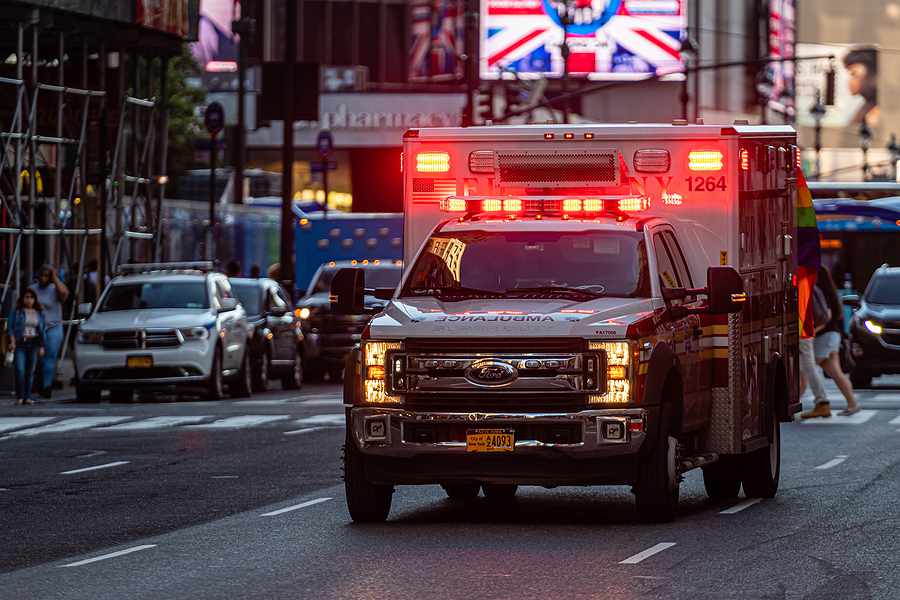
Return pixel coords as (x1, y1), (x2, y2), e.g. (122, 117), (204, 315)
(839, 335), (855, 374)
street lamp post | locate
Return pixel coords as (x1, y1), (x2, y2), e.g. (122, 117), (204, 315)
(810, 90), (826, 179)
(888, 133), (900, 182)
(859, 121), (872, 181)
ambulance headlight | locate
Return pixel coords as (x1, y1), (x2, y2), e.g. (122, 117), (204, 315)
(588, 341), (634, 404)
(363, 340), (403, 404)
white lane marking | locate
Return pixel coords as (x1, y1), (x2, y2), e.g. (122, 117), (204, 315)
(889, 413), (900, 425)
(187, 415), (290, 429)
(298, 399), (344, 407)
(233, 398), (291, 405)
(873, 393), (900, 402)
(260, 497), (332, 517)
(75, 450), (108, 459)
(619, 543), (677, 565)
(720, 498), (762, 514)
(798, 409), (876, 425)
(814, 455), (848, 470)
(60, 460), (131, 475)
(60, 544), (156, 568)
(211, 475), (238, 479)
(7, 416), (131, 437)
(283, 427), (327, 436)
(102, 416), (213, 431)
(292, 414), (344, 427)
(0, 417), (55, 433)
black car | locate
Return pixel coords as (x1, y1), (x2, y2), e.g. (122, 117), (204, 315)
(296, 260), (402, 381)
(846, 265), (900, 388)
(230, 277), (304, 391)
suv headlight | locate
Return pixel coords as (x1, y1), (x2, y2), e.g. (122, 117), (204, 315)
(864, 319), (883, 335)
(295, 307), (311, 320)
(588, 341), (634, 404)
(77, 330), (103, 344)
(363, 340), (402, 404)
(179, 326), (211, 341)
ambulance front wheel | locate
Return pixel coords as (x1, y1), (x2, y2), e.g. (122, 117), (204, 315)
(740, 408), (781, 498)
(344, 438), (394, 523)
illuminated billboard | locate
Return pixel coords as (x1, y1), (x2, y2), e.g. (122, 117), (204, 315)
(479, 0), (686, 80)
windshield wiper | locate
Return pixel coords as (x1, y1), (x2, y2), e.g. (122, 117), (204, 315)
(505, 286), (604, 299)
(408, 286), (505, 299)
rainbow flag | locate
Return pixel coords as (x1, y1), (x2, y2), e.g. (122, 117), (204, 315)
(795, 166), (821, 339)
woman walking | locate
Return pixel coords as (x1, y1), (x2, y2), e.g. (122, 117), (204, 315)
(7, 289), (46, 405)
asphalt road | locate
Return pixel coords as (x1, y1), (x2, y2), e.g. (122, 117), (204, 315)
(2, 379), (900, 599)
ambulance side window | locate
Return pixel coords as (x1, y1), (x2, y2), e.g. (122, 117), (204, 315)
(652, 233), (682, 292)
(663, 231), (694, 288)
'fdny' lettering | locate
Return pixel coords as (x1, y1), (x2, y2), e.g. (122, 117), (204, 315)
(435, 314), (554, 322)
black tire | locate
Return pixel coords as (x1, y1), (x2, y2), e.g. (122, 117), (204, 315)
(634, 399), (680, 523)
(741, 406), (780, 498)
(850, 370), (873, 389)
(328, 365), (344, 383)
(703, 459), (742, 501)
(75, 383), (101, 403)
(205, 346), (225, 401)
(304, 361), (324, 383)
(442, 483), (480, 502)
(344, 438), (393, 523)
(482, 484), (518, 503)
(231, 351), (252, 398)
(252, 352), (270, 392)
(282, 349), (304, 390)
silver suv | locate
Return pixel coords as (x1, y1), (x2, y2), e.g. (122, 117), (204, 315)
(74, 262), (252, 401)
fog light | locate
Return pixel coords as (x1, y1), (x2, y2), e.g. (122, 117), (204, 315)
(602, 420), (625, 440)
(365, 417), (388, 440)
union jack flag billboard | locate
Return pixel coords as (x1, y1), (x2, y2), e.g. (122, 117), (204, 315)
(409, 0), (465, 82)
(480, 0), (686, 80)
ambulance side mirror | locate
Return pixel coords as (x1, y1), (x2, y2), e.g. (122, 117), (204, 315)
(330, 268), (365, 314)
(707, 266), (746, 314)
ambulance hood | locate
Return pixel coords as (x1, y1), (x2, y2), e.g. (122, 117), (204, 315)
(368, 296), (660, 339)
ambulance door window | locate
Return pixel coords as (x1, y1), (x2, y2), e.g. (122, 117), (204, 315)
(663, 231), (694, 288)
(652, 232), (682, 293)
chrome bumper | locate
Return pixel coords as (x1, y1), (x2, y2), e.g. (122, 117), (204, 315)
(350, 407), (648, 459)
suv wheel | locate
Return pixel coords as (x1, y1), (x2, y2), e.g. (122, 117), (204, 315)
(703, 459), (742, 501)
(850, 370), (873, 389)
(232, 351), (253, 398)
(253, 353), (270, 392)
(205, 346), (225, 400)
(482, 484), (518, 504)
(75, 383), (101, 403)
(282, 349), (304, 390)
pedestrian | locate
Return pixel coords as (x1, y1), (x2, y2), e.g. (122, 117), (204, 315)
(225, 259), (241, 278)
(816, 266), (860, 415)
(6, 289), (46, 405)
(83, 259), (100, 305)
(267, 262), (280, 281)
(249, 264), (261, 279)
(29, 264), (69, 398)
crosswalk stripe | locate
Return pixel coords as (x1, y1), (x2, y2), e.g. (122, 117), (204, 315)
(6, 416), (131, 436)
(103, 416), (214, 431)
(299, 399), (344, 407)
(186, 415), (290, 429)
(889, 413), (900, 425)
(0, 417), (55, 433)
(871, 393), (900, 402)
(233, 399), (291, 405)
(798, 409), (876, 425)
(292, 414), (344, 427)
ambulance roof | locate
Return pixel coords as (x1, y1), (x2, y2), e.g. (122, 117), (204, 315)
(435, 215), (656, 234)
(405, 123), (796, 142)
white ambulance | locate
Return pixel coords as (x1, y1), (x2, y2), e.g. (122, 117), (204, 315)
(333, 123), (801, 522)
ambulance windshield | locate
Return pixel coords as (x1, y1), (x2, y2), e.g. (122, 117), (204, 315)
(403, 230), (650, 299)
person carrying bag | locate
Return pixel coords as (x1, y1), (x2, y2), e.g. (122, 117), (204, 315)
(6, 290), (46, 405)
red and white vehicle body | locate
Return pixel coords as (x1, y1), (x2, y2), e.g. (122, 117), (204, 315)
(338, 123), (801, 522)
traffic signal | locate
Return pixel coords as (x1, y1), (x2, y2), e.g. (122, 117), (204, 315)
(824, 66), (836, 106)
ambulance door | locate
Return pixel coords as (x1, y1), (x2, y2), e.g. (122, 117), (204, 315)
(651, 228), (702, 431)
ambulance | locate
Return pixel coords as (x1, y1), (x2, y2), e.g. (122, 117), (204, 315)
(332, 122), (801, 522)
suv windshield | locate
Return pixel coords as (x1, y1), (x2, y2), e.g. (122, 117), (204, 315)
(867, 273), (900, 304)
(99, 281), (210, 311)
(311, 265), (401, 294)
(231, 283), (261, 315)
(403, 230), (650, 298)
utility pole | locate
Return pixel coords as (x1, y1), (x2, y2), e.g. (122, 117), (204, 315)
(232, 16), (255, 205)
(461, 0), (477, 126)
(560, 0), (571, 124)
(810, 90), (826, 179)
(280, 0), (297, 295)
(859, 121), (872, 181)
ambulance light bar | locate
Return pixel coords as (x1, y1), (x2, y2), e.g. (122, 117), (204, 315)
(416, 152), (450, 173)
(439, 196), (651, 215)
(688, 150), (724, 171)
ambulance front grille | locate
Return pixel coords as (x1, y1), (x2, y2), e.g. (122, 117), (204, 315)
(496, 150), (618, 188)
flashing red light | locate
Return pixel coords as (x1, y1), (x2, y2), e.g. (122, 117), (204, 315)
(618, 197), (650, 212)
(503, 198), (522, 212)
(582, 198), (603, 212)
(416, 152), (450, 173)
(563, 132), (575, 140)
(442, 197), (466, 212)
(740, 148), (750, 171)
(544, 133), (555, 140)
(482, 199), (502, 212)
(688, 150), (724, 171)
(584, 132), (595, 140)
(563, 198), (582, 212)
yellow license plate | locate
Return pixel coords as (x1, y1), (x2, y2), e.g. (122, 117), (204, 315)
(466, 429), (515, 453)
(127, 356), (153, 368)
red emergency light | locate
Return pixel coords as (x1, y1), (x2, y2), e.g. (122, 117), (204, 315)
(439, 195), (650, 216)
(688, 150), (724, 171)
(740, 148), (750, 171)
(416, 152), (450, 173)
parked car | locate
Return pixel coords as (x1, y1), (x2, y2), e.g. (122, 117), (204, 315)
(296, 260), (402, 381)
(230, 277), (304, 391)
(74, 262), (252, 401)
(846, 264), (900, 388)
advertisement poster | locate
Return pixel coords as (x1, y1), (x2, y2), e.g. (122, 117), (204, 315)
(135, 0), (192, 38)
(409, 0), (465, 82)
(191, 0), (240, 70)
(479, 0), (686, 80)
(796, 43), (879, 131)
(766, 0), (795, 116)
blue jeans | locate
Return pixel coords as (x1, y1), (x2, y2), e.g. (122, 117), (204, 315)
(40, 324), (63, 391)
(14, 340), (39, 400)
